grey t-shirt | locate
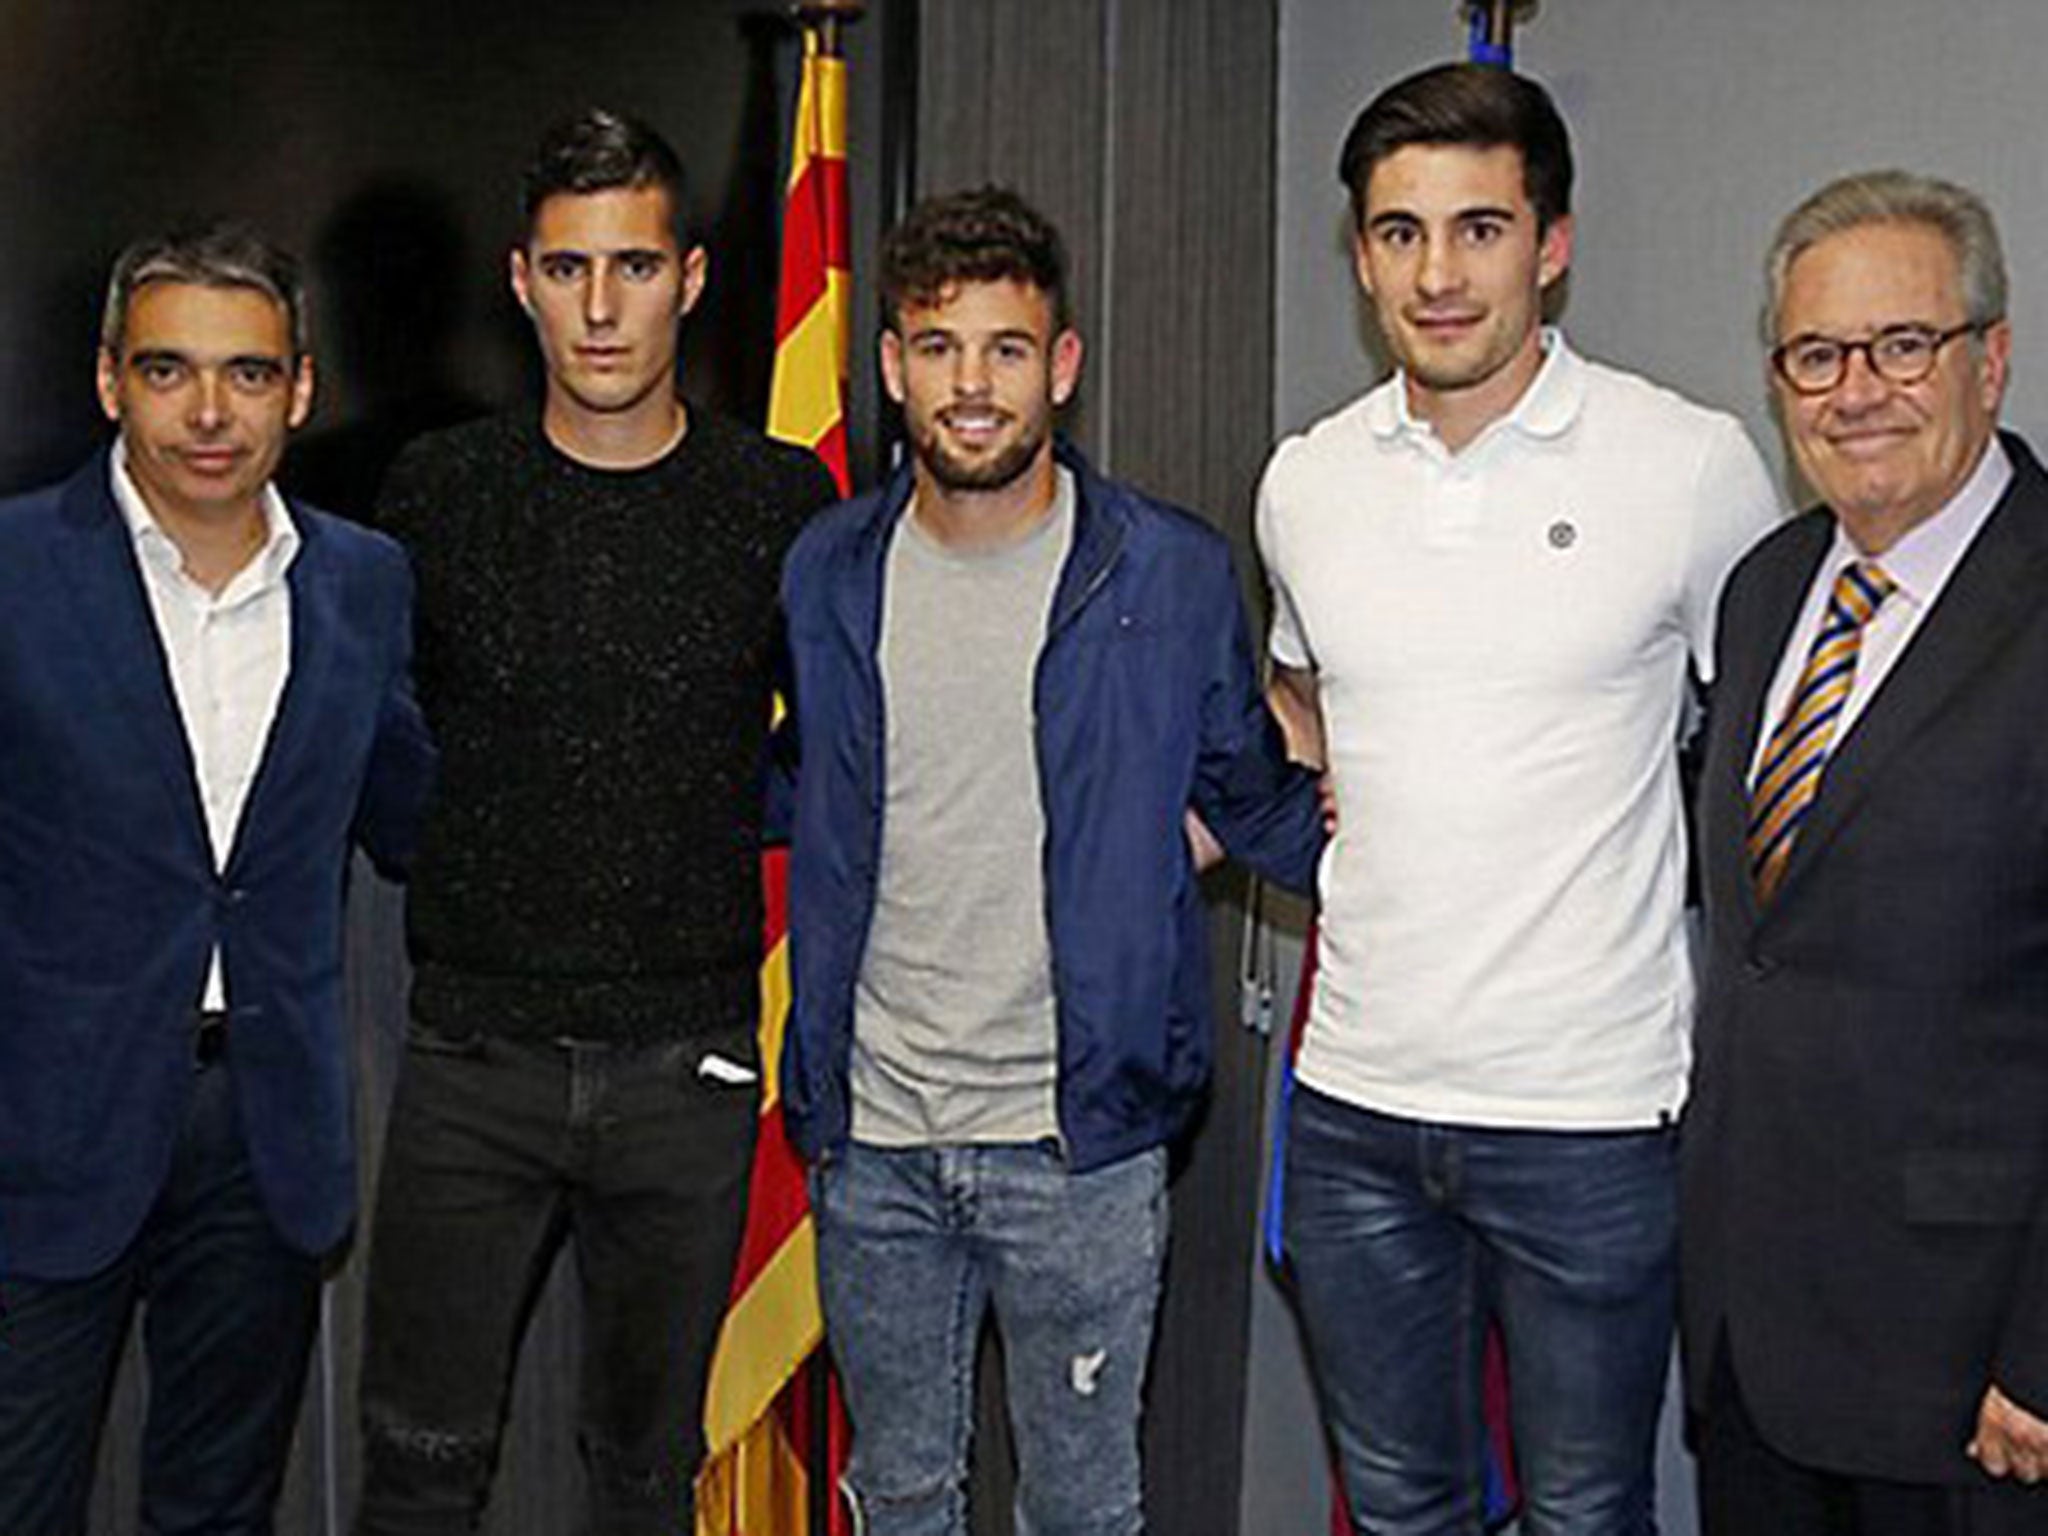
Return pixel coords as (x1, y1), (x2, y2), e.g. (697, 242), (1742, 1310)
(850, 471), (1076, 1146)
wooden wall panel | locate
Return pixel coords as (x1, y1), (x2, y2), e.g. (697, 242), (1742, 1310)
(913, 4), (1278, 1534)
(916, 0), (1108, 454)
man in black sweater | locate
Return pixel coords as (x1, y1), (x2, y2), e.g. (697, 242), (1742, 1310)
(353, 109), (835, 1536)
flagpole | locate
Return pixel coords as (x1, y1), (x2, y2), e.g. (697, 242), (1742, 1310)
(796, 0), (864, 54)
(793, 18), (863, 1531)
(1461, 0), (1538, 67)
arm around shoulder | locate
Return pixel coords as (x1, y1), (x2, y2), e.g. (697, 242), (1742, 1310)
(1186, 543), (1325, 894)
(352, 546), (437, 877)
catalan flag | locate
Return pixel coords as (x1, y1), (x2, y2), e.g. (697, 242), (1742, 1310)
(696, 20), (851, 1536)
(764, 24), (851, 496)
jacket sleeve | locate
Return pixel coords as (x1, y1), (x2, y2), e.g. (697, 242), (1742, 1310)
(1187, 541), (1325, 894)
(1990, 1139), (2048, 1416)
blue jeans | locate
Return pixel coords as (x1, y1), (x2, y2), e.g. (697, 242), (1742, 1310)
(354, 1024), (757, 1536)
(1283, 1086), (1676, 1536)
(0, 1050), (323, 1536)
(813, 1142), (1168, 1536)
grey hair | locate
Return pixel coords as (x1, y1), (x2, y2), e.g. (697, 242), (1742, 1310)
(101, 223), (308, 358)
(1764, 170), (2006, 341)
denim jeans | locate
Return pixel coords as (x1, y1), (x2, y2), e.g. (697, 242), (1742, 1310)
(1283, 1086), (1676, 1536)
(0, 1051), (324, 1536)
(354, 1023), (756, 1536)
(813, 1142), (1168, 1536)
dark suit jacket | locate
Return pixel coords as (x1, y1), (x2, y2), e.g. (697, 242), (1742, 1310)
(0, 452), (435, 1280)
(1682, 431), (2048, 1485)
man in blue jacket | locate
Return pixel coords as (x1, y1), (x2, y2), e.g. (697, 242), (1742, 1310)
(779, 187), (1323, 1536)
(0, 224), (434, 1535)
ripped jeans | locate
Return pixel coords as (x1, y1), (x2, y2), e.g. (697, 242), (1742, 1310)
(814, 1142), (1167, 1536)
(353, 1023), (756, 1536)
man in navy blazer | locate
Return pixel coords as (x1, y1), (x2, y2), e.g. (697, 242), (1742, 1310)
(0, 225), (434, 1535)
(1683, 172), (2048, 1533)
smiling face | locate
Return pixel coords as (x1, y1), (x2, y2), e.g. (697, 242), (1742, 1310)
(1774, 220), (2008, 552)
(96, 279), (312, 532)
(880, 277), (1082, 500)
(510, 184), (705, 446)
(1354, 142), (1572, 446)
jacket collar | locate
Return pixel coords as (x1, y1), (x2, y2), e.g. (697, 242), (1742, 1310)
(47, 448), (341, 876)
(848, 436), (1130, 624)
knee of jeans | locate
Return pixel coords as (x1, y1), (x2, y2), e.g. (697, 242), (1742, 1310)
(1019, 1481), (1143, 1536)
(360, 1408), (497, 1509)
(583, 1432), (694, 1529)
(840, 1460), (962, 1535)
(1513, 1444), (1656, 1536)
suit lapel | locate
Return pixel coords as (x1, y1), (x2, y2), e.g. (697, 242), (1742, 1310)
(46, 456), (213, 868)
(225, 503), (338, 874)
(1768, 436), (2048, 910)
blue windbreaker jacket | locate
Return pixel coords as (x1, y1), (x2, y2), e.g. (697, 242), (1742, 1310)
(777, 443), (1324, 1171)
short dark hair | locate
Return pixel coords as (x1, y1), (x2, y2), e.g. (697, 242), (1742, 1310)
(1338, 63), (1573, 232)
(521, 107), (694, 247)
(101, 223), (308, 359)
(878, 186), (1071, 333)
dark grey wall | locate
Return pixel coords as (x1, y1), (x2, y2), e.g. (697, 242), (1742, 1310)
(0, 1), (851, 508)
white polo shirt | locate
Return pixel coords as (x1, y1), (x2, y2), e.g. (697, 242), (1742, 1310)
(1258, 333), (1779, 1129)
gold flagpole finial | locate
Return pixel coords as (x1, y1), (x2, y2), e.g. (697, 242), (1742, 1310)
(793, 0), (865, 56)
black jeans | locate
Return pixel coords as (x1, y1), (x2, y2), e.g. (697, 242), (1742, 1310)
(0, 1054), (323, 1536)
(354, 1023), (757, 1536)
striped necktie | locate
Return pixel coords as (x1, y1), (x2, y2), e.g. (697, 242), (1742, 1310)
(1746, 560), (1896, 903)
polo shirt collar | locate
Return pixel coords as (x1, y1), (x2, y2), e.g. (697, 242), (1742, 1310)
(1365, 327), (1586, 448)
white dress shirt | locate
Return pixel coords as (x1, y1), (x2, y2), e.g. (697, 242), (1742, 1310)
(1751, 437), (2012, 784)
(110, 443), (298, 1009)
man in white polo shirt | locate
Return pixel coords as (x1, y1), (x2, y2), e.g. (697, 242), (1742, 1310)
(1258, 63), (1778, 1534)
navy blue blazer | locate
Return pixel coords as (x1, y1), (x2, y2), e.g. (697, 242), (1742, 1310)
(0, 452), (435, 1280)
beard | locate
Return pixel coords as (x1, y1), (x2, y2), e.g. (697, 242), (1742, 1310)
(909, 404), (1051, 493)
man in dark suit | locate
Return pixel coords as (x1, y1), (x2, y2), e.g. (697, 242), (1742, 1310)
(1683, 170), (2048, 1533)
(0, 224), (434, 1535)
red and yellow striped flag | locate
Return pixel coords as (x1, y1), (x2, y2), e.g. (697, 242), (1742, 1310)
(697, 21), (850, 1536)
(765, 24), (851, 495)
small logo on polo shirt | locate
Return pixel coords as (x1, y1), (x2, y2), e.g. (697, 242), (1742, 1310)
(1547, 519), (1577, 550)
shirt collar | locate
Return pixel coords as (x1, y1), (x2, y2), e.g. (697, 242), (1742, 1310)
(1824, 433), (2012, 609)
(111, 438), (300, 591)
(1364, 327), (1587, 448)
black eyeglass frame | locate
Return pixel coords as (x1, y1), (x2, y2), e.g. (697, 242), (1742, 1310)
(1770, 320), (1990, 396)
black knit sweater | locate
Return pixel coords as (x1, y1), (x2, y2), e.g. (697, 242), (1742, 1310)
(380, 408), (836, 1044)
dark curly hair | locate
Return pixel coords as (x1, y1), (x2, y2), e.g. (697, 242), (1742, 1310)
(879, 186), (1070, 333)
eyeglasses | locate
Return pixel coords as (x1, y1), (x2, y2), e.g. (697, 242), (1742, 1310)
(1770, 321), (1987, 396)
